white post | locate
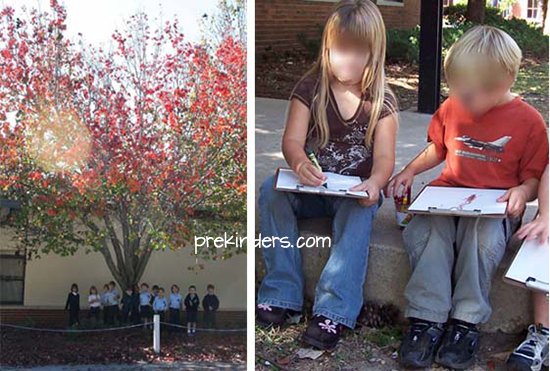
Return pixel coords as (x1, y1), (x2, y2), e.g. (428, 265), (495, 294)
(153, 314), (160, 353)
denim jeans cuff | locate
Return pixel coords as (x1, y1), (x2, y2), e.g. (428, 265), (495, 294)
(405, 307), (449, 324)
(450, 310), (486, 325)
(313, 307), (356, 329)
(257, 298), (302, 312)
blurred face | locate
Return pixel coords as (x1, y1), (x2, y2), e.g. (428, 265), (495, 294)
(328, 39), (369, 85)
(141, 285), (148, 293)
(172, 286), (179, 293)
(72, 287), (77, 293)
(447, 66), (514, 116)
(208, 288), (214, 294)
(159, 290), (164, 298)
(189, 288), (196, 295)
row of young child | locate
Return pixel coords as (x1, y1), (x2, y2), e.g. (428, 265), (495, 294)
(66, 281), (220, 334)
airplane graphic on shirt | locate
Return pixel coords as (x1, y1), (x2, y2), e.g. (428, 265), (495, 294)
(455, 135), (512, 153)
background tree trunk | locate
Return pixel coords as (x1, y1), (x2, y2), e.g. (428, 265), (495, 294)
(466, 0), (486, 23)
(541, 0), (548, 30)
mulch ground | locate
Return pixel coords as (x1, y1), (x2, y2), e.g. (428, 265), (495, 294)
(256, 321), (524, 371)
(256, 52), (549, 123)
(0, 327), (246, 367)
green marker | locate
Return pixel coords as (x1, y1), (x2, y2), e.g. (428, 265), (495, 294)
(306, 149), (327, 187)
(306, 149), (323, 173)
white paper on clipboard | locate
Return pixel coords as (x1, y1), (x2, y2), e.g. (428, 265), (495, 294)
(505, 238), (549, 292)
(275, 168), (368, 198)
(408, 186), (507, 216)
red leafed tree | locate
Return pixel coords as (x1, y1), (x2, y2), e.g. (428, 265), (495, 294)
(0, 1), (246, 289)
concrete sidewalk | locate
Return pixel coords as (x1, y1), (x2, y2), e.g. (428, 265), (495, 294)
(255, 97), (537, 333)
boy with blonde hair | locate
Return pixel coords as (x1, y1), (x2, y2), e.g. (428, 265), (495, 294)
(386, 26), (548, 369)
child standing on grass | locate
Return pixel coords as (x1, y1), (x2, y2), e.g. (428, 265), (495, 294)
(87, 286), (101, 322)
(150, 284), (159, 306)
(256, 0), (398, 350)
(386, 26), (548, 369)
(169, 284), (183, 326)
(101, 283), (109, 324)
(130, 284), (141, 325)
(121, 286), (133, 323)
(65, 283), (80, 327)
(105, 281), (119, 325)
(139, 283), (152, 326)
(507, 165), (549, 371)
(202, 284), (219, 329)
(153, 288), (168, 323)
(185, 285), (200, 334)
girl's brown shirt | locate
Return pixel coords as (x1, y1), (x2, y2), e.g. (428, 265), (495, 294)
(291, 75), (396, 177)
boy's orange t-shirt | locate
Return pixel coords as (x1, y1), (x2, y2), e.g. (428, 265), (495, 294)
(427, 96), (549, 189)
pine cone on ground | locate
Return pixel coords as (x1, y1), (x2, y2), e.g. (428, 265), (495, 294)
(357, 301), (400, 329)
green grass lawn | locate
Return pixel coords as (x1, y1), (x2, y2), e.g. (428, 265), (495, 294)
(515, 59), (549, 123)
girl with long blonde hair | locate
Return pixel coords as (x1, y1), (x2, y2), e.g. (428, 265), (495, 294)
(257, 0), (398, 350)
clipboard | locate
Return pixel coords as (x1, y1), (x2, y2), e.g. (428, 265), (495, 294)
(504, 238), (549, 293)
(273, 167), (369, 199)
(407, 185), (507, 218)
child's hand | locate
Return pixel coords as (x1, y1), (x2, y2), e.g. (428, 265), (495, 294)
(385, 168), (414, 198)
(497, 185), (528, 217)
(516, 213), (549, 244)
(296, 161), (327, 187)
(351, 179), (380, 207)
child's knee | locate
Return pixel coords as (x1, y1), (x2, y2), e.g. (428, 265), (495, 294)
(259, 175), (282, 207)
(476, 218), (507, 264)
(402, 215), (431, 258)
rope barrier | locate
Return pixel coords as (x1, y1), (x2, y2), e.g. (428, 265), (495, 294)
(159, 322), (246, 332)
(0, 322), (246, 333)
(0, 322), (149, 333)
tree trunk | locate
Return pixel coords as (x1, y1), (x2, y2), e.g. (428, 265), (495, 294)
(466, 0), (486, 23)
(542, 0), (548, 30)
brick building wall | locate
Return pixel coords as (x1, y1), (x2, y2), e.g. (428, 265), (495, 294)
(255, 0), (421, 55)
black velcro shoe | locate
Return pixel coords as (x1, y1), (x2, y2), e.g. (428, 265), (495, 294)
(399, 319), (445, 369)
(256, 304), (288, 327)
(301, 315), (343, 350)
(436, 321), (480, 370)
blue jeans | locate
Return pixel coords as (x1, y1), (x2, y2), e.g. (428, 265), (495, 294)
(257, 175), (381, 328)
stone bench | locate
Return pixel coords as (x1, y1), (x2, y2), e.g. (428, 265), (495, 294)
(255, 210), (535, 333)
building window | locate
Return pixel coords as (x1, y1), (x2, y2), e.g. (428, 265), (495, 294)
(0, 253), (25, 305)
(443, 0), (454, 7)
(376, 0), (405, 7)
(527, 0), (539, 19)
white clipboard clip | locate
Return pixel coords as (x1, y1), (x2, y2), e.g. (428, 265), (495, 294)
(526, 277), (549, 293)
(427, 207), (482, 216)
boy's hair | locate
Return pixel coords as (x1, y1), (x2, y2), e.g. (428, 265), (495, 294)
(89, 285), (97, 294)
(141, 282), (149, 288)
(444, 25), (521, 88)
(171, 284), (179, 292)
(159, 287), (165, 293)
(109, 281), (116, 287)
(71, 283), (79, 292)
(152, 285), (159, 290)
(207, 284), (215, 290)
(189, 285), (196, 290)
(103, 284), (109, 289)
